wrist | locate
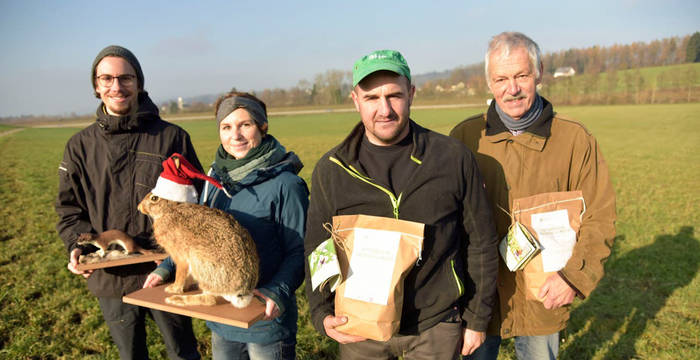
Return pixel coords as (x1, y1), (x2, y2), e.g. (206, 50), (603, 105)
(151, 267), (170, 281)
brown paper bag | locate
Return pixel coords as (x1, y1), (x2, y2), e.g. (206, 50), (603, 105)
(331, 214), (424, 341)
(512, 191), (585, 301)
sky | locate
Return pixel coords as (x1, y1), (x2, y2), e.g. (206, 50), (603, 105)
(0, 0), (698, 117)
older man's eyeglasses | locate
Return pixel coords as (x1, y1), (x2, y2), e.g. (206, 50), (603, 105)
(96, 74), (136, 87)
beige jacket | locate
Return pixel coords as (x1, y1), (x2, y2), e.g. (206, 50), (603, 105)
(449, 98), (616, 337)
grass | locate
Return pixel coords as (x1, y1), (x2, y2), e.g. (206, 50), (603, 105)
(595, 62), (700, 88)
(623, 62), (700, 88)
(545, 63), (700, 95)
(0, 124), (19, 132)
(1, 103), (699, 359)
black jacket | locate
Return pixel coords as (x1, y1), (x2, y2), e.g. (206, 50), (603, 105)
(304, 120), (499, 335)
(55, 92), (203, 297)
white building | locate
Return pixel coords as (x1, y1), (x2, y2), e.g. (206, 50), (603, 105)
(553, 66), (576, 78)
(177, 97), (184, 110)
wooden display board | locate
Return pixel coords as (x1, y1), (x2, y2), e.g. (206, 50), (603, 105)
(123, 285), (266, 328)
(75, 253), (168, 271)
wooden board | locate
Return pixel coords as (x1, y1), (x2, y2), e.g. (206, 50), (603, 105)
(123, 285), (266, 328)
(75, 253), (168, 271)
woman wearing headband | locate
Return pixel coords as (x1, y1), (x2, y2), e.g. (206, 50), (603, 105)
(147, 91), (309, 359)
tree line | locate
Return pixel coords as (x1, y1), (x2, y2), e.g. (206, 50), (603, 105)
(243, 32), (700, 109)
(74, 31), (700, 116)
(3, 33), (698, 123)
(419, 32), (700, 106)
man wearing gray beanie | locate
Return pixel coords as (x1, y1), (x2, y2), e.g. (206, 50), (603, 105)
(56, 45), (202, 359)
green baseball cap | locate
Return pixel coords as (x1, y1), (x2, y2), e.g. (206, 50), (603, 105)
(352, 49), (411, 87)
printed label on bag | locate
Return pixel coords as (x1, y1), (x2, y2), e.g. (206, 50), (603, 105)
(343, 228), (400, 305)
(531, 209), (576, 272)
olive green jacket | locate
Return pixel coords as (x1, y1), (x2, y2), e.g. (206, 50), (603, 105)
(449, 98), (616, 337)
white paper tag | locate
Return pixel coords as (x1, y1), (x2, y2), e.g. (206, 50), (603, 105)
(530, 209), (576, 272)
(308, 238), (342, 292)
(499, 222), (539, 271)
(343, 228), (401, 305)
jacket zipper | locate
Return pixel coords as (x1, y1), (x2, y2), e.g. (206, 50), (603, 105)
(450, 259), (465, 297)
(329, 157), (402, 219)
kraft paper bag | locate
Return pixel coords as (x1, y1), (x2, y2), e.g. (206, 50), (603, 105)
(512, 191), (585, 301)
(331, 214), (424, 341)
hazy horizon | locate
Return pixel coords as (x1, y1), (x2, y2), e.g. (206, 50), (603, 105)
(1, 0), (698, 117)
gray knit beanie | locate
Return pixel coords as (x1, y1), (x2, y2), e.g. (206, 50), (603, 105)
(91, 45), (144, 96)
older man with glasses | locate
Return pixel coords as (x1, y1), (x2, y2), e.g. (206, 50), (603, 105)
(55, 45), (202, 359)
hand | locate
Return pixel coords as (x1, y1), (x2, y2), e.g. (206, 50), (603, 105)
(538, 273), (576, 309)
(67, 248), (93, 278)
(323, 315), (366, 344)
(461, 328), (485, 356)
(143, 273), (164, 288)
(253, 289), (281, 321)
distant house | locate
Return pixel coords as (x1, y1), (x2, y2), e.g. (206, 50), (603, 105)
(450, 82), (465, 91)
(553, 66), (576, 78)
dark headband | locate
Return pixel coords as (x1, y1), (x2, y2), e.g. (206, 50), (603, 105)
(216, 96), (267, 127)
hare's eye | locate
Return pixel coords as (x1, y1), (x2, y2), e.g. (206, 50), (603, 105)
(150, 195), (159, 201)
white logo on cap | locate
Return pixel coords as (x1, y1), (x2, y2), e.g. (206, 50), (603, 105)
(368, 54), (389, 60)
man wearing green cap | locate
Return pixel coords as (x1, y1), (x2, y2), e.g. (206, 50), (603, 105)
(56, 45), (201, 359)
(304, 49), (499, 359)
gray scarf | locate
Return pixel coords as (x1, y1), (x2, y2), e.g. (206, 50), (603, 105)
(495, 93), (543, 132)
(212, 134), (288, 193)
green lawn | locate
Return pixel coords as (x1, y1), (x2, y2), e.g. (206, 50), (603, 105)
(598, 62), (700, 87)
(0, 124), (18, 132)
(1, 103), (698, 359)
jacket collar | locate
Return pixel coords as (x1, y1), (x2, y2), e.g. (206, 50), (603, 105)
(95, 91), (159, 134)
(333, 119), (428, 167)
(484, 96), (555, 152)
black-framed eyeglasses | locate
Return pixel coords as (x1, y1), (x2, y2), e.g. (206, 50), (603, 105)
(95, 74), (136, 87)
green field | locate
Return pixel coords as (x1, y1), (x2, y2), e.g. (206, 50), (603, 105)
(589, 62), (700, 89)
(1, 103), (699, 359)
(0, 124), (17, 132)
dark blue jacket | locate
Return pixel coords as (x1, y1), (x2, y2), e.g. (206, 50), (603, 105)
(156, 152), (308, 343)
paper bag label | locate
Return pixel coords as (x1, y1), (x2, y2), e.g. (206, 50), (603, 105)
(343, 228), (400, 305)
(531, 209), (576, 272)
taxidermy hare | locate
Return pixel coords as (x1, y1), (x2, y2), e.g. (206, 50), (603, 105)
(138, 192), (259, 308)
(77, 230), (157, 258)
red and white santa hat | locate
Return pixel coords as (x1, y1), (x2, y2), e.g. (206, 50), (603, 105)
(151, 153), (222, 203)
